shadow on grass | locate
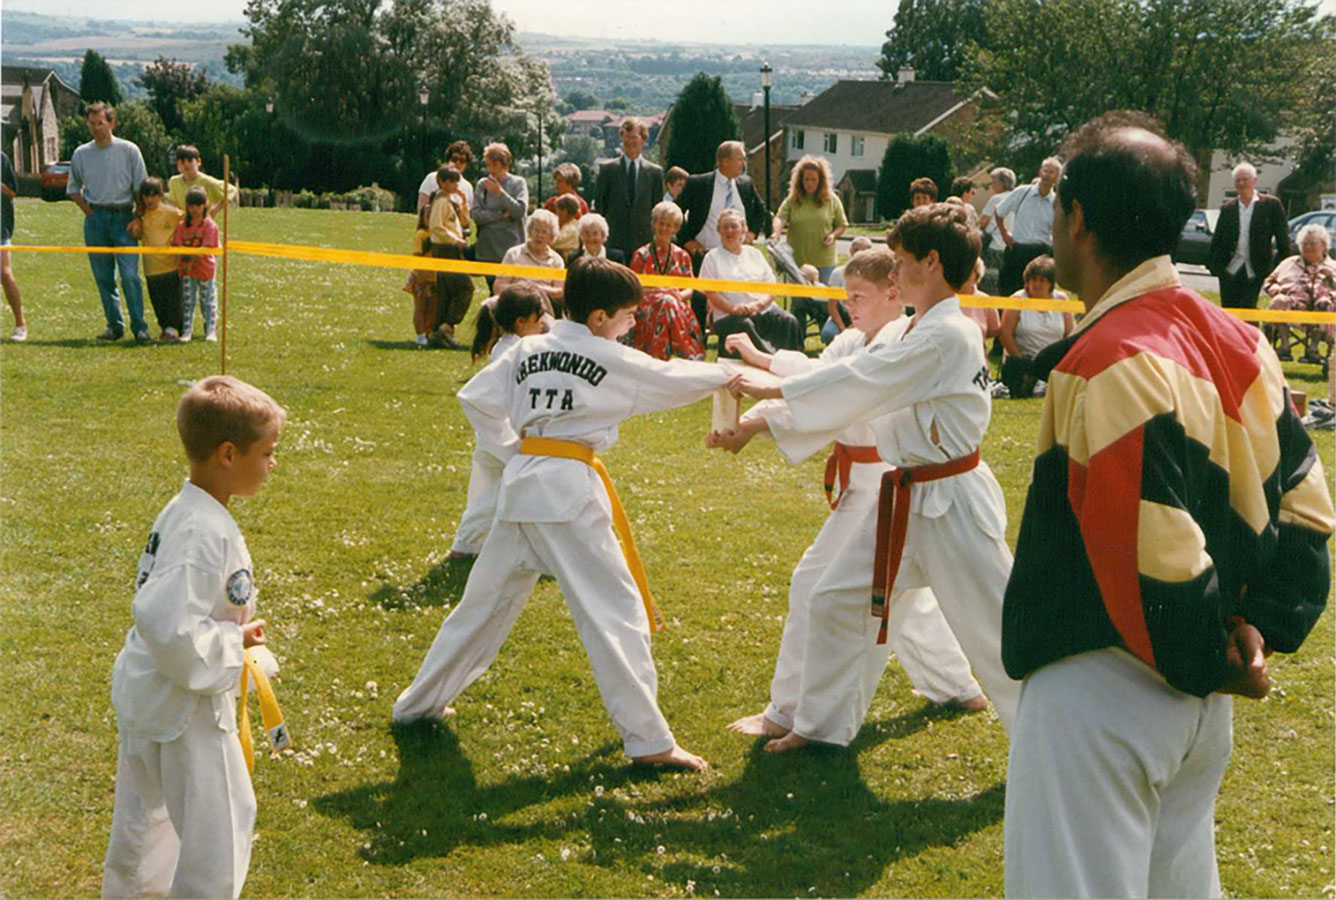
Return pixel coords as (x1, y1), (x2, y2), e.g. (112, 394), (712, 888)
(368, 556), (475, 610)
(364, 338), (471, 354)
(314, 714), (1004, 895)
(16, 338), (162, 349)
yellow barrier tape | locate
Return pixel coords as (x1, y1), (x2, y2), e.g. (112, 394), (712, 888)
(9, 239), (1335, 325)
(7, 244), (217, 256)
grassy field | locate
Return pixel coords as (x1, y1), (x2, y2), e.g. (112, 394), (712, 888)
(0, 198), (1331, 898)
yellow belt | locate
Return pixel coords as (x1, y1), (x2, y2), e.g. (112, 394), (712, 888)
(519, 436), (666, 633)
(238, 648), (291, 776)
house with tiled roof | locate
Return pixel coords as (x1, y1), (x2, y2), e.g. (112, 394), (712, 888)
(783, 73), (996, 220)
(2, 66), (81, 176)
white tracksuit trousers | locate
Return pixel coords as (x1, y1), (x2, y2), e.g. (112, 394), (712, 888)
(450, 448), (504, 555)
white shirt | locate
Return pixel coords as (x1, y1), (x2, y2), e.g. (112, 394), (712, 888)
(458, 319), (729, 523)
(1227, 195), (1256, 277)
(698, 244), (774, 321)
(695, 169), (747, 251)
(996, 183), (1055, 245)
(111, 481), (256, 743)
(747, 316), (912, 464)
(418, 170), (474, 211)
(1009, 289), (1070, 358)
(769, 297), (1005, 534)
(981, 190), (1013, 250)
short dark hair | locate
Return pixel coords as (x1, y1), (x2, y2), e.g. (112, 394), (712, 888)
(496, 283), (545, 333)
(553, 193), (581, 216)
(185, 186), (209, 207)
(86, 101), (115, 122)
(909, 177), (938, 201)
(446, 140), (474, 165)
(950, 176), (975, 197)
(1057, 111), (1198, 271)
(887, 202), (981, 291)
(137, 176), (164, 198)
(564, 256), (642, 324)
(665, 166), (688, 185)
(436, 165), (460, 183)
(175, 144), (202, 162)
(1023, 254), (1057, 286)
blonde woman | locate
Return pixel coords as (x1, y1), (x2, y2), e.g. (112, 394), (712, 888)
(770, 155), (848, 282)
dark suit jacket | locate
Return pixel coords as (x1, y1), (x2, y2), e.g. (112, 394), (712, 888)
(1208, 193), (1291, 279)
(676, 171), (770, 247)
(564, 248), (627, 268)
(593, 156), (664, 258)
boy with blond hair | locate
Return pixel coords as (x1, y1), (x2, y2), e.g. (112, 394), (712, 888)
(103, 376), (285, 899)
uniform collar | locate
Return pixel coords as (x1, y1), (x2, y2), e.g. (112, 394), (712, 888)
(552, 319), (593, 338)
(182, 478), (232, 517)
(1070, 255), (1180, 336)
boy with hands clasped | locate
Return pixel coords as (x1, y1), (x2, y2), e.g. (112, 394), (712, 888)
(103, 376), (285, 899)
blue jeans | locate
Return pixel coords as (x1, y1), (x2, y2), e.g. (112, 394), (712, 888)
(84, 208), (146, 336)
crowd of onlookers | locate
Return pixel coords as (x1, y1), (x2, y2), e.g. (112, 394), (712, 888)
(7, 101), (1331, 427)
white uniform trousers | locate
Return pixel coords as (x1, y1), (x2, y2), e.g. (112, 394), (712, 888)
(764, 467), (981, 733)
(450, 449), (504, 555)
(1004, 647), (1232, 899)
(792, 497), (1021, 744)
(102, 700), (255, 899)
(394, 500), (676, 759)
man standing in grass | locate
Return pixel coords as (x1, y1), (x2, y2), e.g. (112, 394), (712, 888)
(1001, 111), (1334, 897)
(68, 102), (149, 342)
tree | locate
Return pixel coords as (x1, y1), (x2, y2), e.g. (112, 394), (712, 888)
(79, 49), (123, 106)
(877, 0), (987, 82)
(137, 57), (210, 134)
(565, 90), (600, 111)
(963, 0), (1336, 184)
(876, 133), (955, 220)
(662, 73), (739, 175)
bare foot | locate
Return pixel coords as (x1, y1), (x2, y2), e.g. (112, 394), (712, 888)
(763, 732), (810, 753)
(948, 694), (989, 713)
(726, 712), (789, 737)
(632, 744), (709, 771)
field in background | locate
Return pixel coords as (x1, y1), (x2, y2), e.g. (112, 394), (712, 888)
(0, 199), (1330, 897)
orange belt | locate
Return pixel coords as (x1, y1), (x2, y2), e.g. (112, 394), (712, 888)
(871, 449), (981, 644)
(823, 442), (882, 509)
(519, 436), (666, 633)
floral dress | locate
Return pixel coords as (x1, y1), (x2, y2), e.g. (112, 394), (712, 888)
(628, 242), (704, 360)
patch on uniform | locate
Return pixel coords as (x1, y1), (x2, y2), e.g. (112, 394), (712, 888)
(226, 568), (254, 606)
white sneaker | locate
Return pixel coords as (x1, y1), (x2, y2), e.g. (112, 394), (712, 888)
(160, 327), (179, 342)
(10, 325), (26, 342)
(205, 330), (218, 343)
(990, 380), (1010, 399)
(179, 330), (193, 342)
(415, 333), (428, 347)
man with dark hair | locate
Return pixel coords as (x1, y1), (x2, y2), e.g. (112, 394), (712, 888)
(1001, 111), (1333, 897)
(593, 118), (664, 258)
(908, 176), (938, 208)
(68, 102), (150, 341)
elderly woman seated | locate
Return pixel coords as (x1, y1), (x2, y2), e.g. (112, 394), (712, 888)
(1264, 222), (1336, 363)
(628, 201), (703, 360)
(699, 208), (804, 358)
(494, 208), (564, 320)
(564, 213), (627, 266)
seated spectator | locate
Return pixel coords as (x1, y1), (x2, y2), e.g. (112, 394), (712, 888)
(790, 264), (830, 339)
(959, 256), (1000, 347)
(564, 213), (627, 266)
(819, 235), (873, 344)
(551, 194), (582, 254)
(998, 254), (1073, 398)
(700, 208), (803, 358)
(495, 209), (564, 319)
(663, 166), (688, 203)
(1263, 222), (1335, 363)
(543, 163), (589, 218)
(628, 201), (703, 360)
(909, 176), (938, 208)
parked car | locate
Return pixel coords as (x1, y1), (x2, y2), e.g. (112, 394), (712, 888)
(1288, 209), (1336, 259)
(1174, 208), (1218, 266)
(40, 161), (70, 202)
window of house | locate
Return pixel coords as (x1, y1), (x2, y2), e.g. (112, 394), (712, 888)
(791, 130), (804, 150)
(851, 135), (865, 157)
(823, 132), (838, 154)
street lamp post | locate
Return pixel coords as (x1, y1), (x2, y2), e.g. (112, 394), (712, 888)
(418, 81), (429, 165)
(760, 62), (773, 210)
(536, 109), (544, 204)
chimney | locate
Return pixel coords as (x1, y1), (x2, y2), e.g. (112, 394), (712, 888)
(750, 91), (763, 111)
(898, 67), (916, 83)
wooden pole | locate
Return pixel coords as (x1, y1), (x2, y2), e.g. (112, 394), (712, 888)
(221, 154), (229, 375)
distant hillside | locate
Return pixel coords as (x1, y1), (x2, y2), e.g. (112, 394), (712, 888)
(1, 9), (879, 113)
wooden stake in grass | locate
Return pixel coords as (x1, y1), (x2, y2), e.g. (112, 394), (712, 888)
(221, 153), (230, 375)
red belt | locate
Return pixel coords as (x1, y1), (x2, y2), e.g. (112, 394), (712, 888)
(871, 449), (981, 644)
(824, 442), (882, 509)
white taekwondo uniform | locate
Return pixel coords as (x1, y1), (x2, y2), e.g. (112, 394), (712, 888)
(103, 481), (257, 899)
(743, 318), (982, 736)
(450, 333), (520, 555)
(763, 297), (1021, 742)
(394, 319), (729, 758)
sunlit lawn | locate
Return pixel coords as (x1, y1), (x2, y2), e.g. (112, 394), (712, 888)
(0, 199), (1330, 897)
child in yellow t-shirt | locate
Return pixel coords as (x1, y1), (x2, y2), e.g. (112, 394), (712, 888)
(134, 177), (185, 341)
